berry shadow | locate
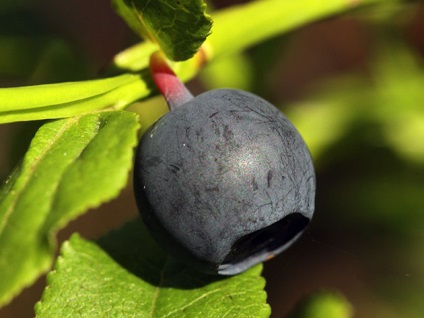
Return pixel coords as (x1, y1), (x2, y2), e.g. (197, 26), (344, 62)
(97, 218), (227, 289)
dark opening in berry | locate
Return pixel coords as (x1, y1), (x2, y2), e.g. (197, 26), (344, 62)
(219, 213), (309, 275)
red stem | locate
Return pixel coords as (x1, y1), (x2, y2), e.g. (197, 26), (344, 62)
(149, 51), (194, 110)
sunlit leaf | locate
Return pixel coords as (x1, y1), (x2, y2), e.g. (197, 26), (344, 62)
(0, 111), (139, 306)
(35, 219), (270, 317)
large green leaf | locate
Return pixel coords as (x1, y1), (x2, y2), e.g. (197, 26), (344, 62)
(35, 219), (270, 317)
(0, 111), (140, 306)
(112, 0), (212, 61)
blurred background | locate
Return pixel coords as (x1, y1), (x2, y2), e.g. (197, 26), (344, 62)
(1, 0), (424, 317)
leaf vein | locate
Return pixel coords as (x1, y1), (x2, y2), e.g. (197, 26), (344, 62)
(161, 287), (224, 318)
(149, 256), (170, 318)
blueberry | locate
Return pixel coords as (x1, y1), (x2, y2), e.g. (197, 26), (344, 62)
(133, 53), (315, 275)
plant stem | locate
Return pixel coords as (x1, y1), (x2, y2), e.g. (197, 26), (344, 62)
(206, 0), (381, 60)
(149, 52), (193, 110)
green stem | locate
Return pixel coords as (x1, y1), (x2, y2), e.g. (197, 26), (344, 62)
(0, 73), (151, 124)
(207, 0), (380, 59)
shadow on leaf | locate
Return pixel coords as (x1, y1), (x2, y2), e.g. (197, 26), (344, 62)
(97, 218), (226, 289)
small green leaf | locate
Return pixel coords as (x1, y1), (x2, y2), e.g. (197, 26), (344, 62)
(35, 219), (271, 317)
(0, 111), (140, 306)
(112, 0), (212, 61)
(0, 73), (150, 124)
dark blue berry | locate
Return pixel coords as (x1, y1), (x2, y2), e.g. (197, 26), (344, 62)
(134, 88), (315, 275)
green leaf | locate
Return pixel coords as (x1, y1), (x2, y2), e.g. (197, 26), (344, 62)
(0, 111), (140, 306)
(0, 73), (150, 124)
(112, 0), (212, 61)
(35, 219), (271, 317)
